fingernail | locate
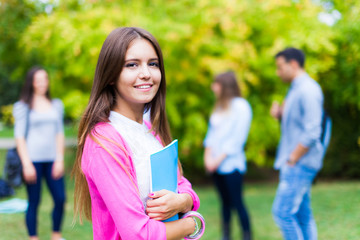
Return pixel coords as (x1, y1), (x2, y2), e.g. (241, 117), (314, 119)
(150, 193), (154, 196)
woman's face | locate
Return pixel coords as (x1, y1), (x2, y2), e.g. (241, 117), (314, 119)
(32, 70), (49, 96)
(211, 82), (222, 99)
(115, 38), (161, 111)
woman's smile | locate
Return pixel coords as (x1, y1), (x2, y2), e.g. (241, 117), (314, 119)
(115, 38), (161, 110)
(134, 83), (153, 91)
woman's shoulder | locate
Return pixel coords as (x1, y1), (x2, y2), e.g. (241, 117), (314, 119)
(52, 98), (64, 108)
(89, 122), (129, 150)
(84, 123), (122, 156)
(51, 99), (64, 116)
(83, 122), (133, 170)
(90, 123), (117, 142)
(231, 97), (251, 111)
(13, 100), (28, 109)
(13, 101), (29, 117)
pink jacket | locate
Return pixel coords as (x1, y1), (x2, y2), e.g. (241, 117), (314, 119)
(81, 122), (200, 240)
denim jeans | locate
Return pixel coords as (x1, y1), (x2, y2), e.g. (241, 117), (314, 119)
(272, 164), (318, 240)
(213, 171), (251, 236)
(26, 162), (66, 236)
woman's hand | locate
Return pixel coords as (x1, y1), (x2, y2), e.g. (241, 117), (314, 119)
(52, 160), (64, 180)
(23, 162), (37, 184)
(204, 147), (217, 173)
(204, 158), (218, 173)
(146, 190), (192, 221)
(204, 151), (226, 173)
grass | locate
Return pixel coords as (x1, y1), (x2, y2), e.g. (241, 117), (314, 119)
(0, 148), (359, 239)
(198, 182), (360, 240)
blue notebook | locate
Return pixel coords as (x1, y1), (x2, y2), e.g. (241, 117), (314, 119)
(150, 139), (179, 222)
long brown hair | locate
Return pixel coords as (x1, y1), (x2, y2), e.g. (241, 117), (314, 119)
(214, 71), (241, 109)
(72, 27), (173, 222)
(20, 66), (51, 107)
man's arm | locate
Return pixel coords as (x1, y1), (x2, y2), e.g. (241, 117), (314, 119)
(287, 144), (309, 166)
(289, 84), (323, 166)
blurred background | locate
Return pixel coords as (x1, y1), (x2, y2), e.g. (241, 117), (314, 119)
(0, 0), (359, 239)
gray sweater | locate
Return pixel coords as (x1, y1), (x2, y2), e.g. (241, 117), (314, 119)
(13, 99), (64, 162)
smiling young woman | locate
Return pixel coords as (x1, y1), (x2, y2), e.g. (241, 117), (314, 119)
(112, 38), (162, 122)
(72, 27), (201, 240)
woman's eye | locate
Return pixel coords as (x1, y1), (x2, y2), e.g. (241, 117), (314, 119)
(125, 62), (137, 68)
(149, 62), (159, 67)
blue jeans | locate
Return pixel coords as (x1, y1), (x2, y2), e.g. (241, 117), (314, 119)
(26, 162), (66, 237)
(272, 164), (318, 240)
(213, 171), (251, 235)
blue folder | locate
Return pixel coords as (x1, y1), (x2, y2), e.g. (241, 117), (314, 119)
(150, 139), (179, 222)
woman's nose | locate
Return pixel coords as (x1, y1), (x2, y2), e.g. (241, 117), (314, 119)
(139, 65), (151, 79)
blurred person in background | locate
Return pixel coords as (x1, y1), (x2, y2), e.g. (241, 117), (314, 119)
(270, 47), (331, 240)
(204, 71), (252, 240)
(13, 66), (66, 240)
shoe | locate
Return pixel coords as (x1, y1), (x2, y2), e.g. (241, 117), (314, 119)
(242, 231), (251, 240)
(222, 223), (230, 240)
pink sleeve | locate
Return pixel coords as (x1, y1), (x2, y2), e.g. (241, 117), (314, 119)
(177, 172), (200, 211)
(86, 143), (166, 240)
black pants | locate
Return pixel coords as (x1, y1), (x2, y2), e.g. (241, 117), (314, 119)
(213, 171), (251, 234)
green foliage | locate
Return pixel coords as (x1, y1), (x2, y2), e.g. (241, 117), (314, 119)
(62, 90), (90, 120)
(0, 104), (14, 126)
(0, 0), (359, 178)
(318, 0), (360, 178)
(0, 0), (38, 107)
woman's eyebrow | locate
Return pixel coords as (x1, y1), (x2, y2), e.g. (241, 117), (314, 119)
(124, 58), (139, 62)
(124, 58), (159, 62)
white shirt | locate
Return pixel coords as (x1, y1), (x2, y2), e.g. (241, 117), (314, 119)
(109, 111), (163, 208)
(204, 97), (252, 174)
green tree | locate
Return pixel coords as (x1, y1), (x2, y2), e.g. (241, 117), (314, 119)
(0, 0), (39, 107)
(318, 0), (360, 178)
(2, 0), (358, 178)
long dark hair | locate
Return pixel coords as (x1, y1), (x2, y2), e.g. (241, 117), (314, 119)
(73, 27), (173, 222)
(20, 66), (51, 107)
(214, 71), (241, 109)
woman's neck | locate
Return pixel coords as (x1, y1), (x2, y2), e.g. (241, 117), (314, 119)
(112, 104), (144, 124)
(33, 94), (48, 101)
(32, 94), (52, 112)
(215, 98), (231, 112)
